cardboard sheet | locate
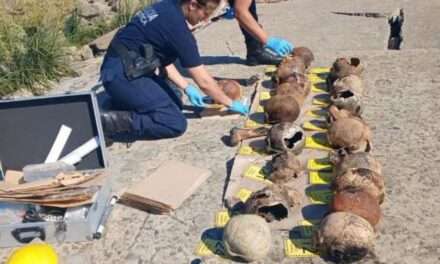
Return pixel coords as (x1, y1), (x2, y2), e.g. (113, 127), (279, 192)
(4, 170), (24, 185)
(120, 160), (211, 214)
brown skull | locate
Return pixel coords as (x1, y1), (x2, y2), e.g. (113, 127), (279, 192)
(330, 188), (382, 228)
(327, 57), (364, 91)
(291, 46), (314, 70)
(215, 79), (242, 104)
(332, 168), (385, 204)
(269, 151), (303, 183)
(264, 95), (301, 124)
(313, 212), (375, 263)
(329, 150), (383, 177)
(327, 115), (371, 152)
(276, 56), (307, 84)
(266, 122), (306, 154)
(330, 91), (364, 117)
(332, 75), (364, 97)
(275, 82), (306, 105)
(243, 183), (302, 222)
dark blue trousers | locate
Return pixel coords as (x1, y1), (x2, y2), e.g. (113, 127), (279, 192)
(228, 0), (260, 50)
(101, 56), (187, 140)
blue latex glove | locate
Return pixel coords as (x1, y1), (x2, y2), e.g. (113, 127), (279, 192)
(185, 84), (205, 107)
(228, 100), (249, 115)
(222, 6), (235, 19)
(265, 37), (294, 56)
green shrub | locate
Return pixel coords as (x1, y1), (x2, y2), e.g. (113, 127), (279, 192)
(0, 24), (73, 95)
(0, 0), (75, 96)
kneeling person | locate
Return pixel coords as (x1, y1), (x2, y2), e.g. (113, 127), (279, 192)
(100, 0), (248, 141)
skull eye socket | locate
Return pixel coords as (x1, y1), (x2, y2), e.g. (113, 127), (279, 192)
(284, 131), (304, 149)
(258, 203), (289, 221)
(338, 90), (355, 98)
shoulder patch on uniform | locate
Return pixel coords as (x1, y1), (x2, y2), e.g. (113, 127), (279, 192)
(135, 7), (159, 25)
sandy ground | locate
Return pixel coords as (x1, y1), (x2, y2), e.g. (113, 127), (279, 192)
(1, 0), (440, 263)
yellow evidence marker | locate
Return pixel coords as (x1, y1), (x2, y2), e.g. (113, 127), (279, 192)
(259, 91), (272, 101)
(256, 105), (264, 113)
(215, 210), (231, 228)
(309, 67), (330, 74)
(245, 119), (265, 129)
(303, 120), (328, 132)
(237, 144), (267, 156)
(308, 74), (325, 84)
(305, 135), (332, 151)
(195, 238), (225, 257)
(307, 158), (333, 171)
(264, 65), (277, 75)
(243, 165), (272, 184)
(309, 171), (333, 185)
(312, 98), (331, 107)
(284, 238), (317, 258)
(235, 188), (253, 202)
(311, 83), (328, 93)
(306, 108), (328, 118)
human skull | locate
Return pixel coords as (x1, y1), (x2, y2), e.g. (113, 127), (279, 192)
(269, 151), (303, 183)
(215, 79), (242, 103)
(291, 46), (314, 70)
(276, 82), (306, 105)
(313, 212), (375, 263)
(275, 56), (306, 84)
(264, 95), (301, 124)
(327, 116), (371, 152)
(332, 168), (385, 204)
(243, 183), (302, 222)
(330, 188), (382, 228)
(329, 150), (383, 177)
(330, 90), (364, 116)
(223, 214), (272, 262)
(331, 75), (364, 97)
(327, 57), (364, 91)
(266, 122), (306, 154)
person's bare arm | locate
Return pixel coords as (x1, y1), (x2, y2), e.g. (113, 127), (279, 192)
(164, 64), (189, 90)
(234, 0), (268, 44)
(187, 65), (233, 107)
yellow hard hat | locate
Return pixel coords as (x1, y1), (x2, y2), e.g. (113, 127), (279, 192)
(7, 243), (58, 264)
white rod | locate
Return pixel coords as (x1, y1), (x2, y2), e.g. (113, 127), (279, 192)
(60, 137), (100, 166)
(45, 125), (72, 163)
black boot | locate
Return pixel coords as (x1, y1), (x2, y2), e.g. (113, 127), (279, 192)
(100, 110), (133, 146)
(246, 43), (284, 66)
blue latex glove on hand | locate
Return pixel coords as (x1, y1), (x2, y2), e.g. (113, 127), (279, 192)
(185, 84), (205, 107)
(265, 37), (294, 56)
(228, 100), (249, 115)
(222, 6), (235, 19)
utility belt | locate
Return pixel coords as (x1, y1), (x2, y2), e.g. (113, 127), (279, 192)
(108, 38), (162, 81)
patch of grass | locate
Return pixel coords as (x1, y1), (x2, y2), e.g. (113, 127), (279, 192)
(0, 0), (75, 96)
(0, 24), (73, 95)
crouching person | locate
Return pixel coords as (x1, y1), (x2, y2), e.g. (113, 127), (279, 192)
(100, 0), (249, 141)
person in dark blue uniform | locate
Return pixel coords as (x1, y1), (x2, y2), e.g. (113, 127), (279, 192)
(100, 0), (248, 141)
(225, 0), (293, 65)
